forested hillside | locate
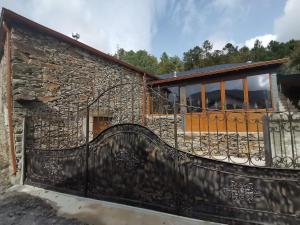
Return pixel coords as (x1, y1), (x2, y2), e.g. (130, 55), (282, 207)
(114, 39), (300, 75)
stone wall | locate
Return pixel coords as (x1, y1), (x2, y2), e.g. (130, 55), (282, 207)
(0, 37), (12, 189)
(146, 114), (265, 166)
(4, 24), (145, 172)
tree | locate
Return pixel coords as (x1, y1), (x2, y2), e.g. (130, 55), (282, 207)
(183, 46), (204, 70)
(289, 42), (300, 72)
(115, 38), (300, 75)
(115, 48), (159, 74)
(251, 39), (267, 61)
(223, 43), (238, 55)
(158, 52), (183, 74)
(202, 40), (213, 58)
(238, 46), (251, 62)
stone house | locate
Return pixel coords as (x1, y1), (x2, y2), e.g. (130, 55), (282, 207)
(0, 8), (297, 182)
(0, 8), (157, 178)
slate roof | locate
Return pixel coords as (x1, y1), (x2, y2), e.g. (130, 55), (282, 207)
(149, 58), (288, 85)
(160, 62), (256, 79)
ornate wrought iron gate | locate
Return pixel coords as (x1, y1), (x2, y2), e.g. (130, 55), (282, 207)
(24, 83), (300, 224)
(25, 124), (300, 224)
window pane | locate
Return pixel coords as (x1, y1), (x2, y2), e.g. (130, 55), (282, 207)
(166, 86), (180, 113)
(206, 82), (221, 110)
(151, 86), (180, 114)
(248, 74), (271, 109)
(225, 79), (244, 109)
(186, 83), (201, 112)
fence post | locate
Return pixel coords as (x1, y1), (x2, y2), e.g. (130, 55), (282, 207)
(263, 115), (272, 167)
(173, 94), (178, 150)
(84, 100), (90, 196)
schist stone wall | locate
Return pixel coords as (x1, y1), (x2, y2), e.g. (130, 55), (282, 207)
(0, 38), (10, 171)
(0, 24), (145, 175)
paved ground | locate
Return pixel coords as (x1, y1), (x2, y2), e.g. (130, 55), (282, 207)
(0, 191), (86, 225)
(0, 185), (223, 225)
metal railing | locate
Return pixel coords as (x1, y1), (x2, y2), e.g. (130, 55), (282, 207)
(25, 82), (300, 168)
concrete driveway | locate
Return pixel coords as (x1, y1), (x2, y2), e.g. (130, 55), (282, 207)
(0, 185), (223, 225)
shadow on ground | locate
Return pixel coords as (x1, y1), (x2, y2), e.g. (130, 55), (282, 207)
(0, 192), (86, 225)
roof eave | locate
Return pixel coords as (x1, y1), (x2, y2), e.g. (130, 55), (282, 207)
(148, 58), (288, 86)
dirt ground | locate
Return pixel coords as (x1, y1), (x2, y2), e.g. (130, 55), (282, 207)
(0, 191), (86, 225)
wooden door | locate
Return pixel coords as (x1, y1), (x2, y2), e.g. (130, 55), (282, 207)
(93, 117), (110, 138)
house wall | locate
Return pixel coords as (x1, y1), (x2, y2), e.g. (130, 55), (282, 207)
(2, 24), (144, 176)
(0, 37), (13, 189)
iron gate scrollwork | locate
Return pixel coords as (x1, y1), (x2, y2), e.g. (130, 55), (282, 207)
(25, 124), (300, 225)
(24, 82), (300, 224)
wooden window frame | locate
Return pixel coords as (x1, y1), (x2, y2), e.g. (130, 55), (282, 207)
(245, 73), (274, 111)
(148, 73), (274, 114)
(199, 73), (273, 112)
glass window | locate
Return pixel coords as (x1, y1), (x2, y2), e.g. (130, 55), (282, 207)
(165, 86), (180, 113)
(186, 83), (201, 112)
(247, 74), (271, 109)
(225, 79), (244, 109)
(206, 82), (221, 110)
(151, 86), (180, 114)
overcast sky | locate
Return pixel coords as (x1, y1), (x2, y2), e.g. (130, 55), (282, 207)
(1, 0), (299, 58)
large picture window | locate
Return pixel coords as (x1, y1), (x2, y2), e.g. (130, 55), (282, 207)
(247, 74), (271, 109)
(225, 79), (244, 109)
(186, 83), (201, 112)
(151, 86), (180, 114)
(206, 82), (221, 110)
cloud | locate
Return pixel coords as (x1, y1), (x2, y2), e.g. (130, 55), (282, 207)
(1, 0), (168, 54)
(245, 34), (277, 48)
(211, 0), (245, 11)
(207, 34), (237, 51)
(274, 0), (300, 41)
(171, 0), (206, 35)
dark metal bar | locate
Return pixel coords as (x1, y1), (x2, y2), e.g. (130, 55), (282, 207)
(278, 115), (284, 157)
(134, 82), (141, 125)
(198, 112), (202, 148)
(256, 119), (261, 157)
(245, 111), (251, 163)
(215, 114), (220, 153)
(288, 108), (296, 168)
(57, 108), (61, 149)
(224, 110), (230, 160)
(76, 104), (79, 146)
(158, 86), (162, 138)
(47, 112), (51, 149)
(207, 111), (211, 157)
(263, 115), (272, 167)
(39, 115), (43, 149)
(67, 106), (70, 145)
(131, 80), (135, 123)
(84, 100), (90, 196)
(183, 105), (186, 143)
(280, 115), (287, 157)
(173, 94), (178, 149)
(61, 109), (65, 148)
(190, 104), (194, 153)
(234, 116), (239, 156)
(97, 90), (100, 117)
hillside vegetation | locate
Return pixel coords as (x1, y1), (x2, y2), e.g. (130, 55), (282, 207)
(114, 39), (300, 75)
